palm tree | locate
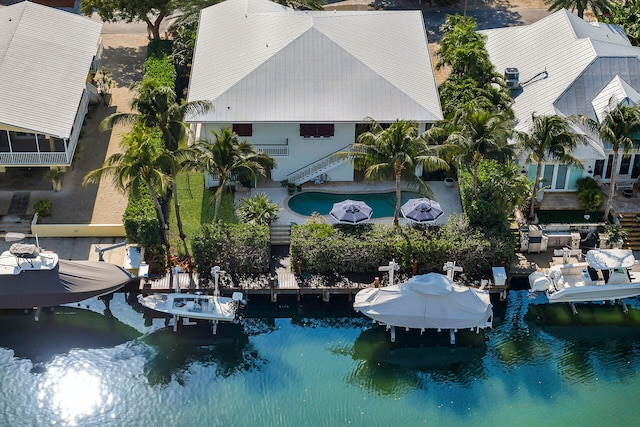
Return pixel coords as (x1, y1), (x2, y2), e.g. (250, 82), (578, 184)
(188, 128), (274, 223)
(544, 0), (613, 19)
(83, 124), (173, 245)
(441, 108), (516, 197)
(515, 114), (585, 220)
(236, 193), (281, 226)
(578, 103), (640, 219)
(345, 119), (449, 226)
(99, 83), (212, 243)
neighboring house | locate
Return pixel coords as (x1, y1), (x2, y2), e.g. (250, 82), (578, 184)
(0, 1), (102, 171)
(186, 0), (442, 186)
(482, 9), (640, 191)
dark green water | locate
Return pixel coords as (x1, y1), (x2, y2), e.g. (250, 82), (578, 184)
(1, 291), (640, 426)
(287, 191), (423, 218)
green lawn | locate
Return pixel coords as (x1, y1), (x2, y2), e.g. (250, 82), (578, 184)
(168, 172), (238, 254)
(536, 210), (605, 224)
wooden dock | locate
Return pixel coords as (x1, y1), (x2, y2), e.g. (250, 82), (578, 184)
(138, 271), (509, 303)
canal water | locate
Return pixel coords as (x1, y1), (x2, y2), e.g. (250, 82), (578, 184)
(0, 290), (639, 426)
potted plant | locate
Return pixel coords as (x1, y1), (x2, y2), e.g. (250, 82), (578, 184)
(604, 223), (628, 249)
(287, 182), (296, 195)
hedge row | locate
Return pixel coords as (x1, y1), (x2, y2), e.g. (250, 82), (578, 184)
(290, 215), (515, 276)
(122, 40), (176, 248)
(143, 39), (175, 88)
(192, 223), (271, 274)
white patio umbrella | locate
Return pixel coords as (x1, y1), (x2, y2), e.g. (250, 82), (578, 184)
(401, 198), (443, 223)
(329, 199), (373, 224)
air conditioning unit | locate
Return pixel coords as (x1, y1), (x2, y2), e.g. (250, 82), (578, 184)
(504, 68), (520, 90)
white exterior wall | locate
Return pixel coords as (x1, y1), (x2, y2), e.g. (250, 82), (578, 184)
(199, 122), (357, 182)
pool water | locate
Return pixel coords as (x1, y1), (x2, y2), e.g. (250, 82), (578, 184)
(287, 191), (423, 218)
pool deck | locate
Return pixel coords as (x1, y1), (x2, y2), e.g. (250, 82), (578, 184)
(237, 179), (463, 227)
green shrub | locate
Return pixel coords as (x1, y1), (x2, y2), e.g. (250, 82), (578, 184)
(459, 160), (529, 228)
(34, 199), (52, 218)
(575, 176), (600, 192)
(123, 185), (162, 247)
(143, 39), (175, 89)
(576, 177), (604, 211)
(192, 223), (270, 273)
(290, 214), (515, 276)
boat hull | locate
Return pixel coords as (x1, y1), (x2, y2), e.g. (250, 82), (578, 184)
(547, 283), (640, 303)
(138, 293), (240, 322)
(0, 260), (133, 309)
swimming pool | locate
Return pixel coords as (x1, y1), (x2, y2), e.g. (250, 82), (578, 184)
(287, 191), (424, 218)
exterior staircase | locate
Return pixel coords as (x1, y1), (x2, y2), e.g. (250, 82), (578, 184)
(617, 212), (640, 250)
(286, 145), (352, 185)
(270, 224), (292, 245)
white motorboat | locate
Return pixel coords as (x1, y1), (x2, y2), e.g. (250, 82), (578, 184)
(0, 233), (133, 314)
(529, 248), (640, 304)
(137, 265), (245, 333)
(354, 263), (494, 344)
(137, 292), (244, 322)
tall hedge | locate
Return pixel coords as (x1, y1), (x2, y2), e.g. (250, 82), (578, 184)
(192, 223), (270, 274)
(290, 215), (515, 276)
(123, 184), (162, 247)
(143, 39), (175, 89)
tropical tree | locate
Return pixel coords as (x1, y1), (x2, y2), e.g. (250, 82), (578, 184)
(438, 108), (516, 197)
(188, 128), (275, 223)
(236, 193), (281, 226)
(577, 103), (640, 219)
(80, 0), (176, 39)
(83, 124), (173, 245)
(100, 83), (212, 243)
(544, 0), (613, 19)
(437, 15), (496, 84)
(344, 119), (449, 226)
(436, 15), (512, 116)
(602, 0), (640, 46)
(515, 114), (586, 220)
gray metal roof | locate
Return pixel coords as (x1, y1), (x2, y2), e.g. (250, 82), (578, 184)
(0, 2), (102, 138)
(187, 0), (442, 123)
(482, 9), (640, 133)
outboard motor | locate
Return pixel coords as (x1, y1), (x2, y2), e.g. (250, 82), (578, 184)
(529, 271), (551, 292)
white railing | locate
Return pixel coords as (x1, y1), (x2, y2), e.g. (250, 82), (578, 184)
(286, 145), (352, 185)
(255, 145), (289, 156)
(0, 151), (68, 165)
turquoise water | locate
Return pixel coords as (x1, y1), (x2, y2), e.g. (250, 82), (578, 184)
(287, 191), (423, 218)
(0, 291), (640, 426)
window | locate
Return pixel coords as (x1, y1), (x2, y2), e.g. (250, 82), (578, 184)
(619, 155), (631, 175)
(232, 124), (253, 137)
(300, 124), (334, 138)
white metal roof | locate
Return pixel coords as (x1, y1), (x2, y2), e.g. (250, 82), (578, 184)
(482, 9), (640, 134)
(187, 0), (442, 123)
(591, 75), (640, 122)
(0, 2), (102, 138)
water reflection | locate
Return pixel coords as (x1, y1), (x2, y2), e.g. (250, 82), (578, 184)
(525, 302), (640, 384)
(141, 322), (265, 386)
(344, 326), (487, 395)
(0, 307), (140, 366)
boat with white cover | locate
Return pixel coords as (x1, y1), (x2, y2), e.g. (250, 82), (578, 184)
(354, 263), (493, 343)
(529, 248), (640, 304)
(0, 233), (133, 313)
(137, 266), (245, 333)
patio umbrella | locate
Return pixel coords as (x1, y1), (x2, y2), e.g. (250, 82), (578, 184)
(330, 199), (373, 224)
(401, 198), (443, 223)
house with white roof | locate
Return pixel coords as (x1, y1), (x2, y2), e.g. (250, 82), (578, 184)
(0, 1), (102, 171)
(186, 0), (442, 186)
(482, 9), (640, 191)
